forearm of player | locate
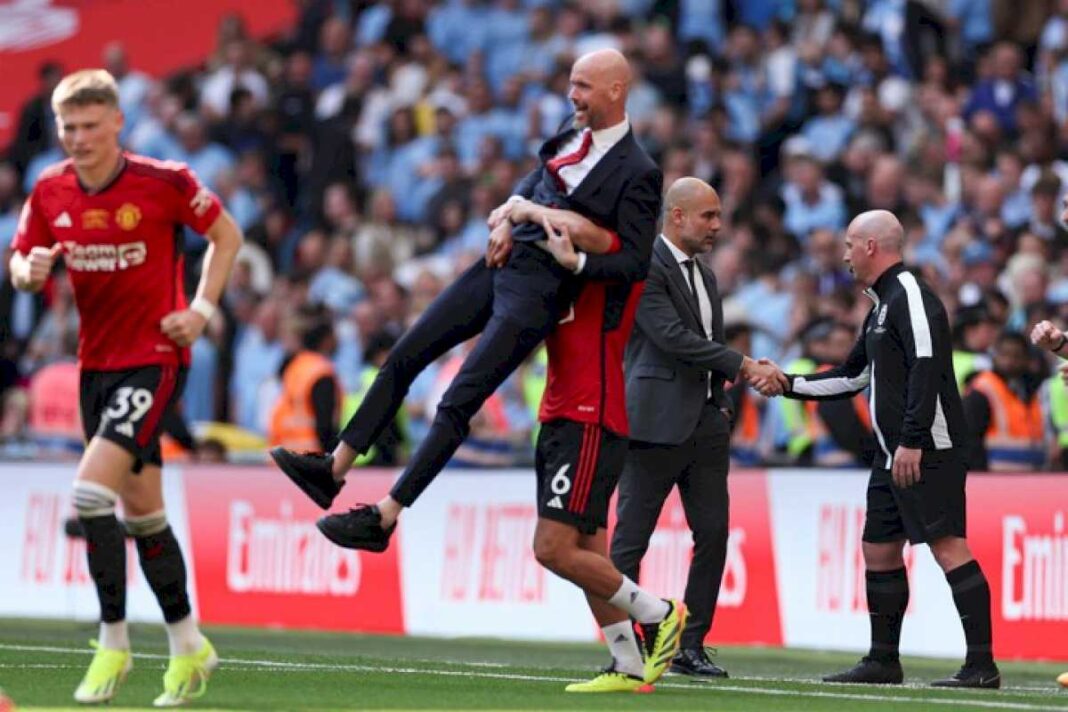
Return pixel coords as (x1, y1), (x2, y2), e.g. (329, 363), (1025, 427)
(539, 208), (613, 254)
(195, 210), (244, 306)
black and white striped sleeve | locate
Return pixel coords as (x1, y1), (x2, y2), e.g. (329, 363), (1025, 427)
(785, 326), (870, 401)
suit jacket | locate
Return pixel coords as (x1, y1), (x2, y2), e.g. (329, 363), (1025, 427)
(512, 127), (662, 284)
(625, 237), (744, 445)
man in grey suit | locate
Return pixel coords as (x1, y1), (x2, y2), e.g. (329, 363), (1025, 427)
(610, 177), (786, 678)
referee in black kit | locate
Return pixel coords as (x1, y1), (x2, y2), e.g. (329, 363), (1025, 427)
(782, 210), (999, 689)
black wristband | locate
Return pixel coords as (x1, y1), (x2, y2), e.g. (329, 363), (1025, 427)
(1056, 334), (1068, 353)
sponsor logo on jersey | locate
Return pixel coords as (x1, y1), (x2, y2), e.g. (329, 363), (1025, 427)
(52, 211), (72, 228)
(61, 240), (147, 272)
(115, 203), (142, 231)
(81, 209), (109, 230)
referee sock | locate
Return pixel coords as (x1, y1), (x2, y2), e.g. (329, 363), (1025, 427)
(866, 567), (908, 663)
(946, 560), (994, 666)
(602, 620), (644, 678)
(608, 576), (670, 624)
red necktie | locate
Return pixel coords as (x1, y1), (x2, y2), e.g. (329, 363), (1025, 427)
(546, 129), (593, 190)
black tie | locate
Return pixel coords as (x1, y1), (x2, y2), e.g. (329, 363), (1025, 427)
(684, 259), (706, 337)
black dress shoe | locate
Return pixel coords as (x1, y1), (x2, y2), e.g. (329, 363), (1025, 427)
(317, 504), (396, 552)
(931, 661), (1000, 689)
(670, 648), (729, 678)
(823, 656), (904, 684)
(269, 447), (343, 509)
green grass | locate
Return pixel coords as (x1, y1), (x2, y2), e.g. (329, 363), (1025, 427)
(1, 618), (1066, 711)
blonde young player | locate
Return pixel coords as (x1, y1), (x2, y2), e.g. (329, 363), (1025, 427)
(10, 70), (243, 706)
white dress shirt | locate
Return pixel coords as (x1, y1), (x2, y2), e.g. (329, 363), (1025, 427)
(661, 234), (715, 398)
(661, 234), (714, 338)
(516, 117), (630, 274)
(554, 116), (630, 195)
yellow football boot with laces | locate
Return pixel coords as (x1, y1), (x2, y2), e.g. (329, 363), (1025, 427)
(565, 665), (654, 693)
(73, 640), (132, 704)
(152, 637), (219, 707)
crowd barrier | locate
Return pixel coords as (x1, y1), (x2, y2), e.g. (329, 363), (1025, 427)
(3, 465), (1067, 661)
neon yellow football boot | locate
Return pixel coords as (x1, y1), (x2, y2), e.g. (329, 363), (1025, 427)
(152, 637), (219, 707)
(565, 666), (654, 693)
(73, 640), (132, 704)
(640, 599), (688, 684)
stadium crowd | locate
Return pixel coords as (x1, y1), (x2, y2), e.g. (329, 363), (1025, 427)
(2, 0), (1068, 470)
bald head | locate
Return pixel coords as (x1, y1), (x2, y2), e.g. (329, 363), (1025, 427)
(663, 177), (722, 256)
(849, 209), (905, 253)
(843, 209), (906, 286)
(665, 176), (716, 213)
(569, 49), (631, 130)
(574, 49), (632, 86)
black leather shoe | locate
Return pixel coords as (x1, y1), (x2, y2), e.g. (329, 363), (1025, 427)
(269, 447), (343, 509)
(931, 661), (1000, 689)
(822, 656), (904, 684)
(670, 648), (729, 678)
(317, 504), (396, 552)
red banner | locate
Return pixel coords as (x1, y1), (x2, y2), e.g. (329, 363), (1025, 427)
(183, 468), (405, 634)
(968, 475), (1068, 659)
(0, 0), (296, 149)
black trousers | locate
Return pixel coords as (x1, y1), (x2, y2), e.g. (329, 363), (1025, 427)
(339, 244), (573, 505)
(610, 401), (731, 650)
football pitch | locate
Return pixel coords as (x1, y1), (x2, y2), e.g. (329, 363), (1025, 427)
(1, 619), (1066, 711)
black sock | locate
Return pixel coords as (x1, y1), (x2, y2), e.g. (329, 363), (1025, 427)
(135, 526), (191, 623)
(946, 560), (994, 666)
(866, 567), (908, 663)
(79, 514), (127, 623)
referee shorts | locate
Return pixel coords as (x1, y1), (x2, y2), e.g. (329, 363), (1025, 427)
(863, 447), (968, 545)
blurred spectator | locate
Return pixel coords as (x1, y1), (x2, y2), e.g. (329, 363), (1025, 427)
(268, 304), (341, 451)
(964, 331), (1046, 470)
(963, 43), (1037, 134)
(9, 61), (63, 175)
(952, 304), (999, 391)
(200, 39), (269, 119)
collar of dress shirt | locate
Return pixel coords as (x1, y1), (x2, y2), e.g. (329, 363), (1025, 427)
(589, 115), (630, 150)
(660, 233), (693, 265)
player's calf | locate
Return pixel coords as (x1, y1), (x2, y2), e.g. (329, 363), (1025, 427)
(72, 480), (132, 704)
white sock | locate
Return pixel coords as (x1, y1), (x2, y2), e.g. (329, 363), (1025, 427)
(165, 615), (204, 656)
(99, 620), (129, 651)
(608, 577), (670, 624)
(602, 621), (643, 678)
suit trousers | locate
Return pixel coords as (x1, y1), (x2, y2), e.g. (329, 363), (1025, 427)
(339, 244), (573, 506)
(610, 400), (731, 649)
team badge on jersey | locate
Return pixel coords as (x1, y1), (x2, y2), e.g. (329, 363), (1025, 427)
(115, 203), (142, 231)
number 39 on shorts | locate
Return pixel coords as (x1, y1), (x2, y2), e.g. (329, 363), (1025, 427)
(104, 387), (154, 437)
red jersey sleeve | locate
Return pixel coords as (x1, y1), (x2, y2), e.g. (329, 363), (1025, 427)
(172, 165), (223, 234)
(11, 190), (54, 254)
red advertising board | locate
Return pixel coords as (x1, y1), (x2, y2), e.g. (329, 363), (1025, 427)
(0, 0), (296, 149)
(968, 475), (1068, 660)
(182, 467), (405, 634)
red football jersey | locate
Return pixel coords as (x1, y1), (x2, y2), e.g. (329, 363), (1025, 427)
(12, 153), (222, 371)
(539, 233), (644, 436)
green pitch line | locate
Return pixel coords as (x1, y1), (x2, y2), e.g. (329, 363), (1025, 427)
(1, 618), (1066, 711)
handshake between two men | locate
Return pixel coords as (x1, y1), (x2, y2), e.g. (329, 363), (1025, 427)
(740, 357), (789, 397)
